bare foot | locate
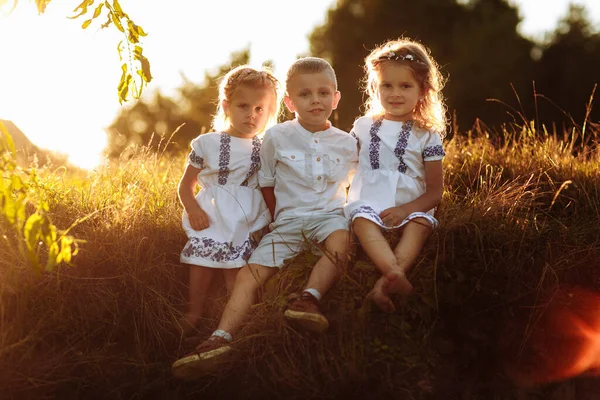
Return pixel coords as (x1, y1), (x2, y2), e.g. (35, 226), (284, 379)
(369, 271), (413, 313)
(385, 269), (414, 297)
(369, 276), (396, 313)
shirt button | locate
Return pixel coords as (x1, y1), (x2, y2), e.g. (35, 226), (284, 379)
(317, 176), (322, 180)
(314, 139), (318, 144)
(316, 157), (321, 162)
(291, 155), (295, 159)
(336, 158), (340, 162)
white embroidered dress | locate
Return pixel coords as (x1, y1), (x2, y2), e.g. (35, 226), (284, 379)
(345, 116), (445, 229)
(181, 132), (271, 268)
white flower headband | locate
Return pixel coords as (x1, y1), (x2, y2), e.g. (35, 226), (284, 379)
(378, 51), (425, 64)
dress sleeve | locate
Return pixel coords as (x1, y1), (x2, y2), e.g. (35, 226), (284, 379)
(422, 132), (445, 162)
(258, 129), (276, 187)
(349, 125), (361, 153)
(188, 136), (205, 169)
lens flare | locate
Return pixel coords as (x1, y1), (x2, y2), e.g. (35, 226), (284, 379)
(504, 286), (600, 386)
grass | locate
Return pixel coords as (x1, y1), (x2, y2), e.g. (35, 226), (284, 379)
(1, 120), (599, 400)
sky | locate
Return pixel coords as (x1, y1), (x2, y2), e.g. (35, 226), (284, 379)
(0, 0), (599, 169)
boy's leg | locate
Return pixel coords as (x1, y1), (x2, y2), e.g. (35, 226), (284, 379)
(171, 263), (277, 379)
(284, 215), (351, 332)
(179, 266), (215, 336)
(284, 230), (350, 332)
(221, 268), (239, 295)
(304, 229), (350, 294)
(215, 263), (277, 335)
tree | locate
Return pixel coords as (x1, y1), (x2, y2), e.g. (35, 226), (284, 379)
(1, 0), (151, 103)
(535, 4), (600, 131)
(106, 49), (251, 157)
(310, 0), (536, 132)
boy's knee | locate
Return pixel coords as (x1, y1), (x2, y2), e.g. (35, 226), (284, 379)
(237, 263), (274, 287)
(327, 229), (351, 249)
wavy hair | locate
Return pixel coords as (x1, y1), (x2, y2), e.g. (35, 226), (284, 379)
(363, 38), (447, 136)
(212, 65), (281, 133)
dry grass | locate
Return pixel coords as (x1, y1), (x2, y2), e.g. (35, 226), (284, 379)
(1, 122), (600, 399)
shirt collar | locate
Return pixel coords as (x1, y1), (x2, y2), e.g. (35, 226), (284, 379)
(292, 118), (331, 137)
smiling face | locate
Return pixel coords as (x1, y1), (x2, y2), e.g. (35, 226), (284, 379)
(284, 71), (341, 132)
(223, 84), (276, 138)
(376, 62), (423, 122)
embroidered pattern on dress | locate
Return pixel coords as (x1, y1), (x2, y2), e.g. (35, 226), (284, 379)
(394, 120), (414, 173)
(188, 150), (205, 169)
(217, 132), (232, 185)
(240, 136), (261, 187)
(350, 204), (385, 226)
(368, 117), (384, 169)
(423, 144), (446, 159)
(182, 236), (257, 263)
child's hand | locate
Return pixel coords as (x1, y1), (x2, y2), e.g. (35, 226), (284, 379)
(188, 208), (210, 231)
(380, 206), (409, 227)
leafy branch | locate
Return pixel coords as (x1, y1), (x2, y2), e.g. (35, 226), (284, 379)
(2, 0), (152, 104)
(0, 122), (80, 273)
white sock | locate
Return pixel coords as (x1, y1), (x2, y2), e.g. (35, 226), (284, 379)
(303, 288), (322, 302)
(211, 329), (233, 342)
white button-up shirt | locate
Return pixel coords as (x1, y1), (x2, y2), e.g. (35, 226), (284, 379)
(259, 119), (358, 221)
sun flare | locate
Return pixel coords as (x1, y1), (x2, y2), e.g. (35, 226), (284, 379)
(0, 2), (119, 169)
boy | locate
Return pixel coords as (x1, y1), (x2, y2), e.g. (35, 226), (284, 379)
(172, 57), (358, 378)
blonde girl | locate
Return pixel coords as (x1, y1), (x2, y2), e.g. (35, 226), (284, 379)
(177, 66), (280, 335)
(345, 38), (447, 312)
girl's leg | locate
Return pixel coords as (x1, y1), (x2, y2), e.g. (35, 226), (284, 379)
(392, 217), (432, 278)
(353, 218), (428, 312)
(373, 217), (433, 311)
(221, 268), (240, 295)
(180, 266), (215, 336)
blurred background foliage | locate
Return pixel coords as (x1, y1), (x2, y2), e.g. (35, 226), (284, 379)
(106, 0), (600, 157)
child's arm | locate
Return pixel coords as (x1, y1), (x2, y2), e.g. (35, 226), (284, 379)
(380, 160), (443, 226)
(258, 130), (277, 221)
(178, 164), (210, 230)
(261, 187), (276, 220)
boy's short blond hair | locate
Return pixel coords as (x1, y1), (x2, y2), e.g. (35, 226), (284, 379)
(285, 57), (338, 92)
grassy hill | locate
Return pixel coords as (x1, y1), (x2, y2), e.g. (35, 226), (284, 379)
(0, 122), (599, 400)
(0, 119), (69, 167)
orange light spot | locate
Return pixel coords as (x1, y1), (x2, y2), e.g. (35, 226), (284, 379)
(504, 286), (600, 386)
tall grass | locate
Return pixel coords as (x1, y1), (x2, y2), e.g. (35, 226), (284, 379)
(1, 121), (599, 399)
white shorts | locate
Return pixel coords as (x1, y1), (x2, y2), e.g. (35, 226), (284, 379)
(248, 211), (350, 268)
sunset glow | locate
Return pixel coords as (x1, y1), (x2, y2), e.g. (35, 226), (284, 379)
(505, 286), (600, 386)
(1, 0), (599, 169)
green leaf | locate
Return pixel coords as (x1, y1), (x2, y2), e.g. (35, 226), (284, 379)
(68, 0), (94, 19)
(35, 0), (52, 15)
(24, 212), (43, 251)
(111, 12), (124, 32)
(112, 0), (123, 14)
(92, 2), (104, 18)
(133, 22), (147, 37)
(0, 121), (16, 156)
(118, 73), (132, 104)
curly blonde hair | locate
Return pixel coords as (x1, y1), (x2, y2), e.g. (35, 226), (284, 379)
(364, 38), (447, 136)
(212, 65), (281, 133)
